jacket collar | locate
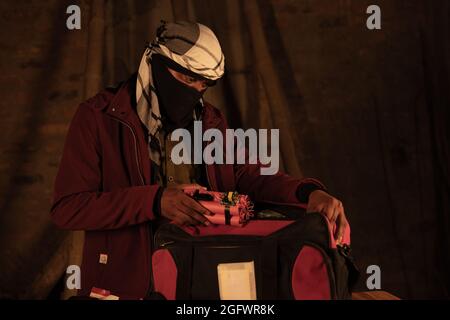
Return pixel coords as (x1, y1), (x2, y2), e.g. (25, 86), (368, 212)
(105, 74), (137, 122)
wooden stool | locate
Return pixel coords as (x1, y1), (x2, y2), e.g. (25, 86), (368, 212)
(352, 291), (400, 300)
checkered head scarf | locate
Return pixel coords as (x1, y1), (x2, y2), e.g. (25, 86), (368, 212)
(136, 21), (225, 165)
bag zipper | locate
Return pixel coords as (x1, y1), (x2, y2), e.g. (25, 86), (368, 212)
(156, 235), (260, 249)
(159, 241), (243, 250)
(153, 216), (311, 249)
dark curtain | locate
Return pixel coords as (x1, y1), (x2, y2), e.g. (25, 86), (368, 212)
(0, 0), (448, 299)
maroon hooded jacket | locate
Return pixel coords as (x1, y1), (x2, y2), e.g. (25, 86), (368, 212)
(51, 75), (325, 299)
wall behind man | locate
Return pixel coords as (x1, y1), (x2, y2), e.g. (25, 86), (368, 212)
(0, 0), (448, 299)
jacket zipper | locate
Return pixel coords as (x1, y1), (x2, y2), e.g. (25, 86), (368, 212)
(108, 115), (145, 186)
(109, 113), (152, 298)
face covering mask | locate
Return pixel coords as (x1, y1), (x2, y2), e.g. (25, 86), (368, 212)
(151, 55), (204, 130)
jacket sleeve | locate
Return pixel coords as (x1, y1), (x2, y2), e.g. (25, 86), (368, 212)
(234, 162), (326, 206)
(50, 103), (160, 231)
(223, 116), (325, 205)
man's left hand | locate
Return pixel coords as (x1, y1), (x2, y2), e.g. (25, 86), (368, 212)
(307, 190), (348, 245)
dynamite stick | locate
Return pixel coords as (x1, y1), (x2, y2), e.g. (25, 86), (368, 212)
(183, 187), (254, 226)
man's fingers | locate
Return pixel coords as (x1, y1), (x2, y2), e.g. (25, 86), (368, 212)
(179, 201), (211, 226)
(331, 206), (340, 224)
(306, 192), (347, 244)
(307, 203), (323, 213)
(186, 197), (214, 216)
(176, 183), (207, 191)
(174, 204), (204, 226)
(326, 199), (343, 224)
(323, 205), (336, 223)
(335, 211), (348, 244)
(171, 213), (189, 226)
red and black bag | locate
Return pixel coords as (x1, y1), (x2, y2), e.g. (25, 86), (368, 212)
(150, 206), (359, 300)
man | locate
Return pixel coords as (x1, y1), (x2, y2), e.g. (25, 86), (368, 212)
(51, 21), (348, 299)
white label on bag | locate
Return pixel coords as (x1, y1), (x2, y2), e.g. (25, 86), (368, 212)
(217, 261), (257, 300)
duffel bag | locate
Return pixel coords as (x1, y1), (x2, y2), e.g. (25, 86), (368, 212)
(150, 209), (359, 300)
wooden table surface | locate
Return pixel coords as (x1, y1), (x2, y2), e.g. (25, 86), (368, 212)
(352, 291), (400, 300)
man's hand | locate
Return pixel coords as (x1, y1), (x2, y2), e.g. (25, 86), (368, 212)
(160, 184), (214, 226)
(307, 190), (348, 245)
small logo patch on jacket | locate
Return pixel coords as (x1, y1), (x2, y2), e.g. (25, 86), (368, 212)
(99, 253), (108, 264)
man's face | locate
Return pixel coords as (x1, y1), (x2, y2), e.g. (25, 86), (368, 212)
(167, 67), (209, 93)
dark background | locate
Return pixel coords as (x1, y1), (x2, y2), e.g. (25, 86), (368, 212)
(0, 0), (448, 299)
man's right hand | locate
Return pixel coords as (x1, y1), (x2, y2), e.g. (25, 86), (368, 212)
(160, 184), (214, 226)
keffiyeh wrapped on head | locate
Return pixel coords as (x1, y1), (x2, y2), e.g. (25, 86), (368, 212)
(136, 20), (225, 165)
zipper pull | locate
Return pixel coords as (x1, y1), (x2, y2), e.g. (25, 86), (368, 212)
(160, 240), (175, 248)
(337, 244), (351, 257)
